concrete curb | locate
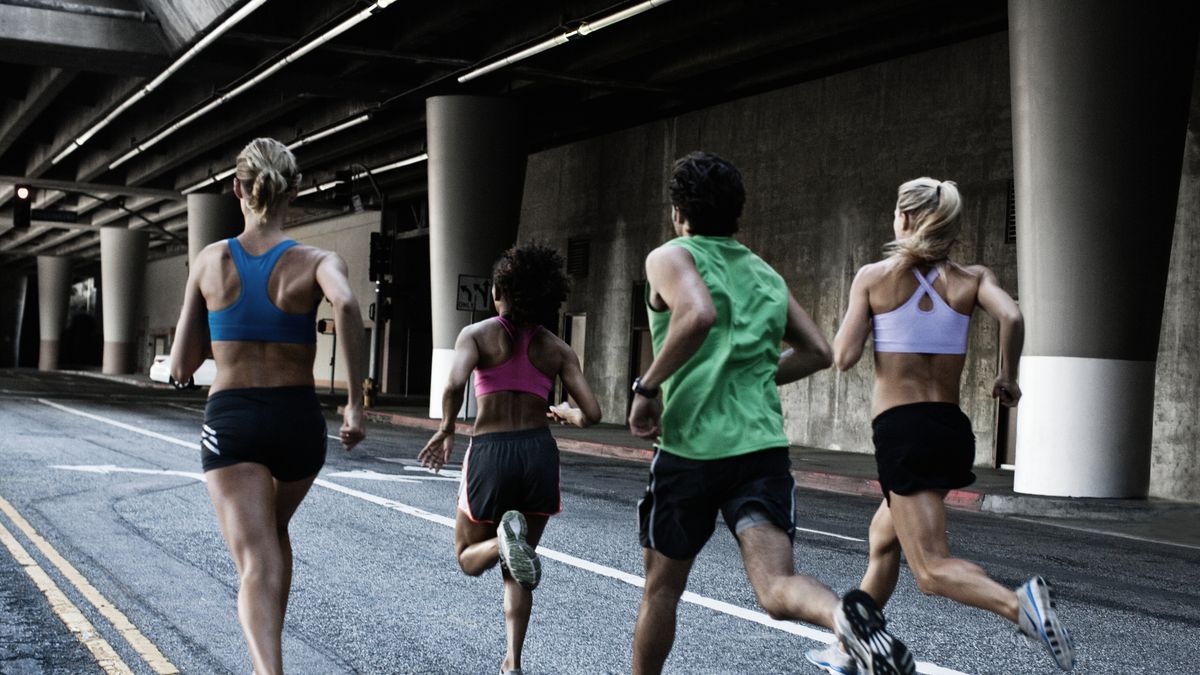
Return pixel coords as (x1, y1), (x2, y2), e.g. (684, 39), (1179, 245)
(356, 409), (993, 511)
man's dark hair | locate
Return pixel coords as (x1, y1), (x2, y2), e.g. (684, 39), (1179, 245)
(668, 151), (745, 235)
(492, 242), (570, 326)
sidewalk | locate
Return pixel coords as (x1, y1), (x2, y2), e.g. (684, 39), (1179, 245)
(359, 405), (1200, 549)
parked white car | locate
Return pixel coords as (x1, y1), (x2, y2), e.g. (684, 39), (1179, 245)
(149, 355), (217, 387)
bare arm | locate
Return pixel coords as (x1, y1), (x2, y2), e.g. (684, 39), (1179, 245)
(169, 254), (210, 384)
(832, 266), (874, 372)
(315, 252), (367, 448)
(776, 292), (832, 385)
(549, 348), (602, 427)
(418, 326), (478, 471)
(975, 266), (1024, 407)
(628, 245), (716, 438)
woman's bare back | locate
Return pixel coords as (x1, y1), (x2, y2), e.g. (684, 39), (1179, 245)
(195, 235), (326, 392)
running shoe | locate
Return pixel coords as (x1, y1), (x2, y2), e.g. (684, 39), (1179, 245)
(497, 510), (541, 591)
(834, 590), (915, 675)
(1017, 576), (1076, 670)
(805, 643), (858, 674)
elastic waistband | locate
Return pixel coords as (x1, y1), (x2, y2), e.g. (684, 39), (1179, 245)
(872, 401), (961, 425)
(471, 426), (553, 444)
(207, 385), (317, 403)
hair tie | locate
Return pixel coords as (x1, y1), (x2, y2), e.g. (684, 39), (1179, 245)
(934, 183), (942, 203)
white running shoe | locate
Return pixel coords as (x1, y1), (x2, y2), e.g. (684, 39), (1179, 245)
(834, 590), (915, 675)
(1017, 576), (1076, 671)
(497, 510), (541, 591)
(805, 643), (858, 674)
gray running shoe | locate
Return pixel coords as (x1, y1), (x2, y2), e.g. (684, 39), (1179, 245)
(497, 510), (541, 590)
(805, 642), (858, 674)
(1017, 576), (1076, 671)
(834, 590), (915, 675)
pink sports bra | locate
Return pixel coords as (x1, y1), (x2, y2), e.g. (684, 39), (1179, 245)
(473, 316), (554, 398)
(872, 268), (970, 354)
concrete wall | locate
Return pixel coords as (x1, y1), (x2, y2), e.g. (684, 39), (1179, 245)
(518, 34), (1017, 465)
(1152, 56), (1200, 503)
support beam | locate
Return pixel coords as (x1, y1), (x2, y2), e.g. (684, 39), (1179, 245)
(0, 175), (183, 201)
(0, 4), (167, 75)
(0, 67), (75, 158)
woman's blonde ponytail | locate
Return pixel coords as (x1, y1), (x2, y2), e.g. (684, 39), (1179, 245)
(235, 138), (300, 219)
(884, 177), (962, 268)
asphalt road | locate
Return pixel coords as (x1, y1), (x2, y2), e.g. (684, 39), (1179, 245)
(1, 370), (1198, 674)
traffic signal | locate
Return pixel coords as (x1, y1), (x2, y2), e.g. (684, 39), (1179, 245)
(13, 184), (32, 230)
(369, 231), (392, 282)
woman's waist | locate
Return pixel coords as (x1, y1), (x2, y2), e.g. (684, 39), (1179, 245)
(871, 378), (960, 418)
(208, 346), (316, 394)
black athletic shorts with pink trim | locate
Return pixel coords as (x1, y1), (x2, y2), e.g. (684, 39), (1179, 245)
(457, 427), (561, 524)
(638, 447), (796, 561)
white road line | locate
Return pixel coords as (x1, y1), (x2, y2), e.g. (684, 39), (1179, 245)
(796, 526), (864, 543)
(35, 398), (964, 675)
(1009, 516), (1200, 552)
(52, 465), (206, 482)
(324, 470), (422, 484)
(166, 403), (207, 414)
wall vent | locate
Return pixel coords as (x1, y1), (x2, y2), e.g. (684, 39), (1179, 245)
(567, 236), (590, 277)
(1005, 179), (1016, 244)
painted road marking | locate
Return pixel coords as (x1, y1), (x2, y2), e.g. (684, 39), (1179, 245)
(0, 516), (134, 675)
(166, 402), (206, 414)
(1010, 516), (1200, 552)
(326, 469), (458, 483)
(796, 526), (864, 543)
(0, 494), (179, 674)
(37, 398), (963, 675)
(53, 465), (206, 482)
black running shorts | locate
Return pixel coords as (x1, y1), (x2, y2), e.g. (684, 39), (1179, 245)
(638, 447), (796, 561)
(871, 401), (976, 501)
(201, 386), (327, 482)
(458, 427), (561, 524)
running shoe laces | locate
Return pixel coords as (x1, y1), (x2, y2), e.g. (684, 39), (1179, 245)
(805, 642), (859, 674)
(1016, 576), (1076, 671)
(834, 590), (915, 675)
(497, 510), (541, 591)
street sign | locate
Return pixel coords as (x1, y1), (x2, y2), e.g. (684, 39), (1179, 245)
(456, 275), (492, 312)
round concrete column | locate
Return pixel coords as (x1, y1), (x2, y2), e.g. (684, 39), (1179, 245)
(36, 256), (72, 370)
(0, 272), (27, 367)
(1009, 0), (1199, 497)
(187, 193), (242, 266)
(426, 95), (527, 417)
(100, 227), (149, 374)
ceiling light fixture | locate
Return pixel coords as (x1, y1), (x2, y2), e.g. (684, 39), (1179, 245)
(50, 0), (271, 166)
(457, 0), (673, 83)
(296, 152), (428, 197)
(109, 0), (398, 171)
(179, 113), (374, 194)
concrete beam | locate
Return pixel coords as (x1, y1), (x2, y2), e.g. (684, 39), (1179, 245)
(0, 68), (75, 158)
(0, 175), (183, 201)
(0, 5), (167, 75)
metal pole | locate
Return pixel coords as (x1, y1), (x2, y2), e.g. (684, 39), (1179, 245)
(329, 330), (337, 395)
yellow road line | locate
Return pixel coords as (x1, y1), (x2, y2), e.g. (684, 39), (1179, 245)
(0, 494), (180, 674)
(0, 518), (133, 675)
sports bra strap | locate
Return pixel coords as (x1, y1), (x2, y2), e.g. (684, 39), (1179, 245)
(912, 267), (940, 295)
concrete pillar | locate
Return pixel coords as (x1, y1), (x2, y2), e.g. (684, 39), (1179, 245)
(100, 227), (148, 374)
(36, 256), (72, 370)
(1009, 0), (1199, 497)
(0, 273), (27, 367)
(187, 193), (242, 266)
(425, 95), (527, 417)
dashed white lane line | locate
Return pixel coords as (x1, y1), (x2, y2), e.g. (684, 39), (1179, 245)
(36, 397), (964, 675)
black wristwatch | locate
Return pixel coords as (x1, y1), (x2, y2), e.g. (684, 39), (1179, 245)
(632, 376), (660, 399)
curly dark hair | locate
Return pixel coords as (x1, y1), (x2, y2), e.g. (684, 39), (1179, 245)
(668, 151), (745, 235)
(492, 242), (570, 326)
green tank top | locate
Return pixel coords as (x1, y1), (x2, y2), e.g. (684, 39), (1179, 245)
(647, 236), (790, 460)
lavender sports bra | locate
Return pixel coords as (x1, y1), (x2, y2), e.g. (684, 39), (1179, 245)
(872, 268), (970, 354)
(473, 316), (554, 398)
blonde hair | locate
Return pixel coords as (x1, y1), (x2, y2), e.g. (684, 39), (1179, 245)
(884, 177), (962, 268)
(235, 138), (300, 219)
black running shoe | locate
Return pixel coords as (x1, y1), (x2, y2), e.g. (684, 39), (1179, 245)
(834, 590), (915, 675)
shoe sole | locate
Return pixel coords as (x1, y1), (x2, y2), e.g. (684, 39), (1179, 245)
(498, 512), (541, 591)
(836, 594), (915, 675)
(804, 647), (857, 674)
(1020, 577), (1075, 670)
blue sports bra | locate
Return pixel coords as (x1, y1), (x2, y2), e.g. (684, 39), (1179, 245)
(207, 238), (316, 344)
(871, 267), (970, 354)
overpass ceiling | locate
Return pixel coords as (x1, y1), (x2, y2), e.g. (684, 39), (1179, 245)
(0, 0), (1005, 269)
